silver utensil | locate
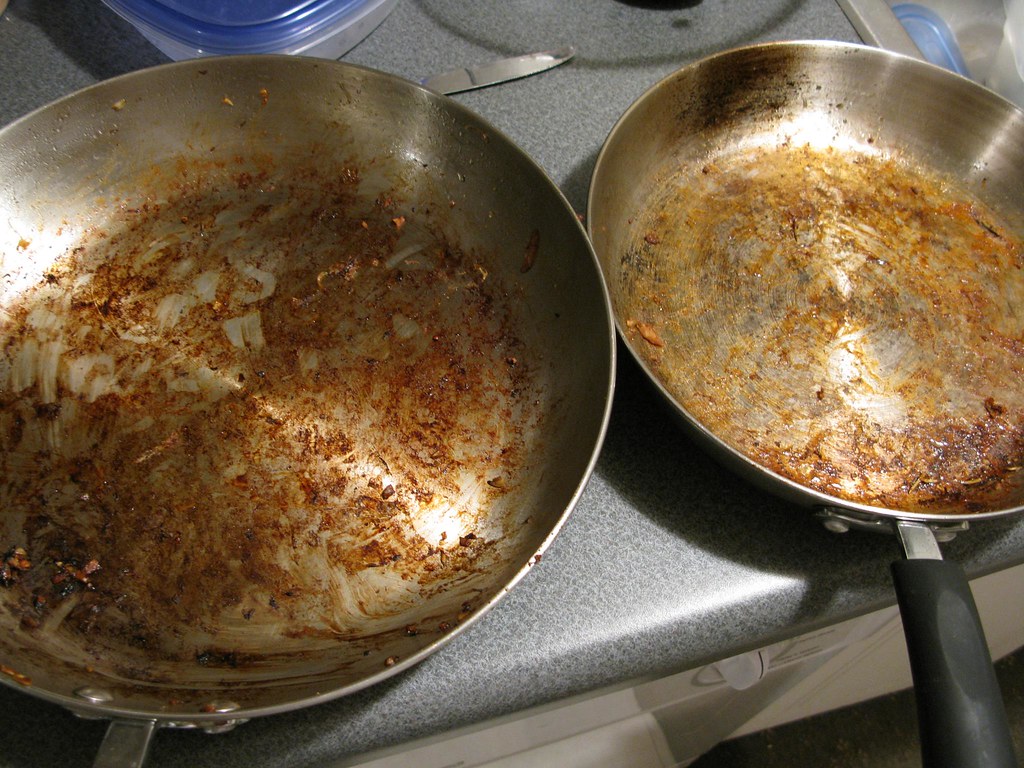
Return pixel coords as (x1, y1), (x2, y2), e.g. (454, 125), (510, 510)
(422, 46), (576, 94)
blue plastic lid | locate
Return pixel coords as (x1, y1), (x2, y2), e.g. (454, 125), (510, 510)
(103, 0), (377, 53)
(892, 3), (971, 77)
(153, 0), (321, 26)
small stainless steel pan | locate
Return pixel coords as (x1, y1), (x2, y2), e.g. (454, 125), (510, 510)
(589, 41), (1024, 767)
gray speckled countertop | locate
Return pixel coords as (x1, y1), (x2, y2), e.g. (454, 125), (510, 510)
(1, 1), (1023, 766)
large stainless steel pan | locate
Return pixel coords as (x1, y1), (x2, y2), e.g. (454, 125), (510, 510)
(589, 41), (1023, 767)
(0, 55), (615, 765)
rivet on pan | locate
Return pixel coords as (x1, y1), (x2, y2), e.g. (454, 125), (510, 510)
(73, 686), (114, 704)
(821, 518), (850, 534)
(200, 700), (240, 714)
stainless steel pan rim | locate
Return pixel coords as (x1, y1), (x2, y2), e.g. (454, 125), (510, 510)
(589, 38), (1024, 524)
(0, 53), (616, 734)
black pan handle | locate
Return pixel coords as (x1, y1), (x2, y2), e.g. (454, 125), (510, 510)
(891, 525), (1018, 768)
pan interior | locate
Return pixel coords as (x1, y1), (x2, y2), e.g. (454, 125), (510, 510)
(2, 157), (535, 687)
(592, 43), (1024, 517)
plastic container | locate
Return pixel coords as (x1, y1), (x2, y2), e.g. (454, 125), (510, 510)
(100, 0), (398, 60)
(987, 0), (1024, 107)
(891, 3), (971, 76)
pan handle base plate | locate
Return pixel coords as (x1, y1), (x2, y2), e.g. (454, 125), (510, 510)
(814, 507), (968, 541)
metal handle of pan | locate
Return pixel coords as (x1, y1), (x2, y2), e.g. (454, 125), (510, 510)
(92, 719), (157, 768)
(833, 0), (923, 58)
(891, 521), (1018, 768)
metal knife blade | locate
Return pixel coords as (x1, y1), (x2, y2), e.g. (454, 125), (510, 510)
(421, 46), (576, 95)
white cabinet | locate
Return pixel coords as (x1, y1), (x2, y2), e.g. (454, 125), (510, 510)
(339, 564), (1024, 768)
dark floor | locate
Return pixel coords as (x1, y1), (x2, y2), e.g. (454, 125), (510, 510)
(692, 647), (1024, 767)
